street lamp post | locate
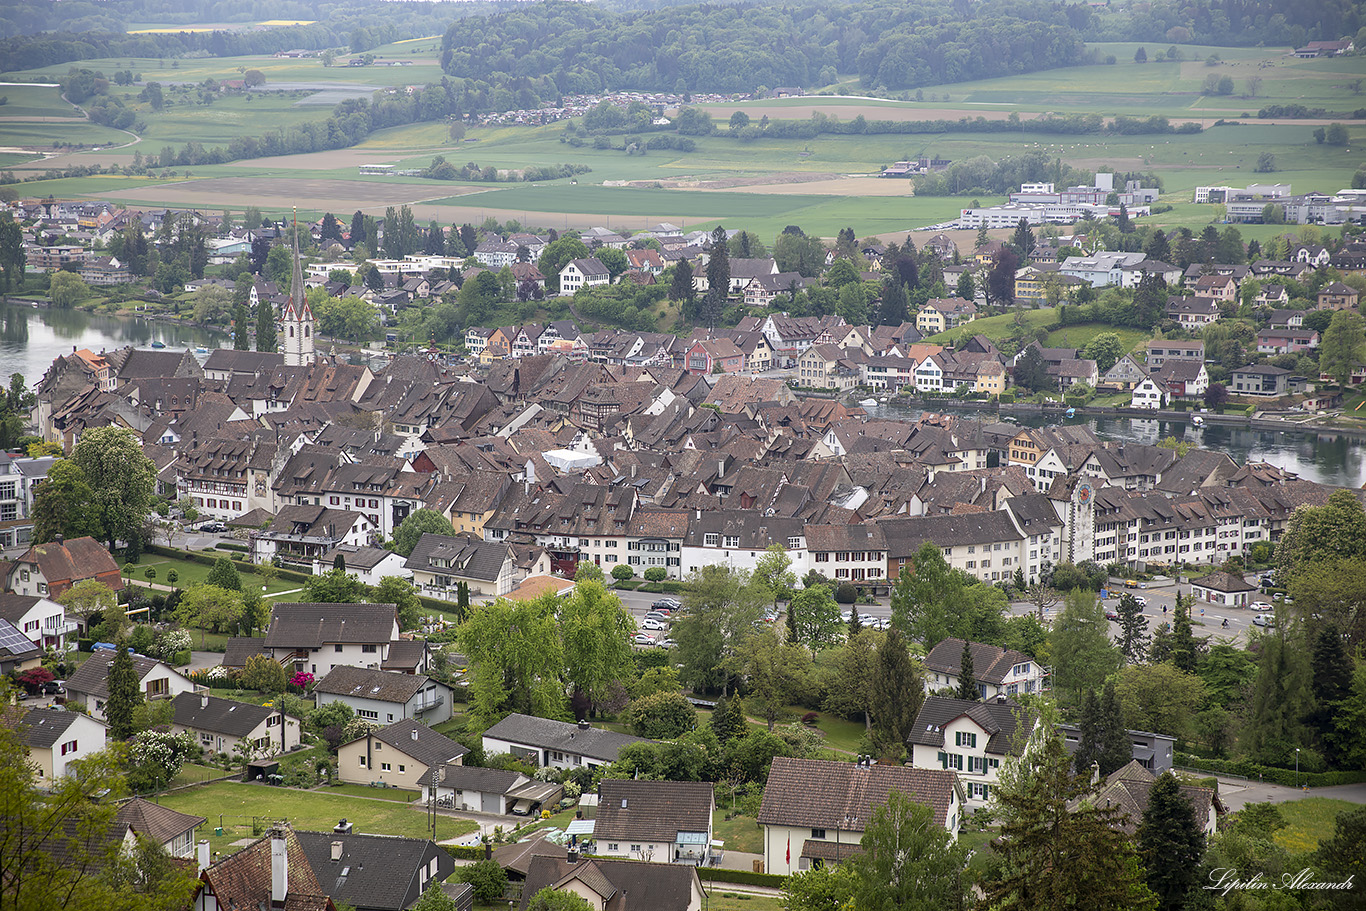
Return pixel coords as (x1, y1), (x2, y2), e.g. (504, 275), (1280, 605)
(1295, 748), (1300, 789)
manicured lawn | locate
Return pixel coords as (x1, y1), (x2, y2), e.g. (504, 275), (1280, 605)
(1041, 323), (1151, 356)
(1272, 798), (1358, 855)
(712, 809), (764, 855)
(321, 783), (422, 803)
(158, 780), (478, 857)
(704, 894), (783, 911)
(168, 762), (234, 788)
(125, 554), (304, 600)
(923, 309), (1057, 346)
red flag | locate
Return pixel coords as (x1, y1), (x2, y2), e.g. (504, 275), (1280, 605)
(785, 832), (790, 865)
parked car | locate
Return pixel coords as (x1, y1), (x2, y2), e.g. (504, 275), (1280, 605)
(651, 598), (681, 610)
(1251, 601), (1272, 611)
(659, 638), (677, 649)
(641, 618), (667, 631)
(631, 632), (657, 646)
(40, 681), (64, 696)
(1252, 614), (1274, 628)
(198, 521), (228, 533)
(643, 611), (668, 622)
(1104, 608), (1120, 621)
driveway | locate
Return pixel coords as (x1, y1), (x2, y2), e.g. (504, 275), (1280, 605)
(1208, 775), (1366, 811)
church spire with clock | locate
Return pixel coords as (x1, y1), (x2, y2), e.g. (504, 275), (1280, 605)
(280, 211), (314, 367)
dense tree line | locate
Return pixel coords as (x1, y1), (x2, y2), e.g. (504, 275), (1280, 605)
(440, 0), (1094, 95)
(1081, 0), (1365, 49)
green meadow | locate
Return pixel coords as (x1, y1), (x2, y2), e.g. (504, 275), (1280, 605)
(3, 40), (1362, 236)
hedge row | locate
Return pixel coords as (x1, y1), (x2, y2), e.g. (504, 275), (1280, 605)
(441, 844), (489, 861)
(216, 542), (249, 553)
(638, 581), (689, 594)
(145, 544), (315, 584)
(698, 867), (787, 888)
(1175, 753), (1366, 787)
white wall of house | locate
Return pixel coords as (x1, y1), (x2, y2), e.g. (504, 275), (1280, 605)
(275, 640), (390, 676)
(925, 659), (1046, 700)
(172, 712), (300, 759)
(315, 682), (451, 726)
(29, 713), (106, 780)
(681, 541), (811, 579)
(908, 720), (1004, 809)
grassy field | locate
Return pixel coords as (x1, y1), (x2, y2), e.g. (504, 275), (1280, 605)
(1041, 323), (1151, 354)
(1271, 798), (1358, 854)
(3, 42), (1361, 238)
(924, 309), (1058, 346)
(0, 83), (81, 118)
(158, 780), (478, 856)
(712, 809), (764, 855)
(704, 894), (782, 911)
(128, 553), (304, 599)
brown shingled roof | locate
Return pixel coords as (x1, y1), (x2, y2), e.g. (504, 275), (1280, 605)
(757, 757), (959, 830)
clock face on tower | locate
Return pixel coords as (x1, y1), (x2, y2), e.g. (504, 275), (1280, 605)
(1077, 482), (1093, 504)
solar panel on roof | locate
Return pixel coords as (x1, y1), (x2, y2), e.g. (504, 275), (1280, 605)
(0, 622), (35, 654)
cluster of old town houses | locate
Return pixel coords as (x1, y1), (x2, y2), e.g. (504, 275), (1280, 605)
(8, 197), (1360, 911)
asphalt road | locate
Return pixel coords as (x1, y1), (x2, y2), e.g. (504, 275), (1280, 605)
(611, 575), (1261, 647)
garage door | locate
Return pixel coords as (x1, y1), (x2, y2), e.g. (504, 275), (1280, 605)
(481, 792), (501, 813)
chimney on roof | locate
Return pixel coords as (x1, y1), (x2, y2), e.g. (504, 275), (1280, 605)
(330, 841), (343, 862)
(411, 728), (419, 741)
(201, 694), (208, 709)
(197, 840), (210, 874)
(567, 845), (580, 864)
(578, 719), (590, 730)
(270, 827), (288, 907)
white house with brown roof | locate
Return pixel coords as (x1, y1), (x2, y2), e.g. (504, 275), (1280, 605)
(922, 638), (1047, 699)
(262, 601), (400, 676)
(116, 797), (205, 858)
(907, 695), (1032, 807)
(757, 756), (963, 875)
(1190, 570), (1256, 608)
(170, 692), (301, 759)
(338, 718), (469, 791)
(314, 665), (453, 726)
(14, 707), (107, 781)
(65, 653), (197, 723)
(518, 853), (703, 911)
(593, 779), (714, 865)
(5, 535), (123, 602)
(1084, 763), (1224, 836)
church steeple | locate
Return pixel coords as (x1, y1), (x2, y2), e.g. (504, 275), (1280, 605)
(281, 209), (314, 367)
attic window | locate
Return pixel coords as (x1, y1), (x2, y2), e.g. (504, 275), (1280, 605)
(621, 799), (627, 808)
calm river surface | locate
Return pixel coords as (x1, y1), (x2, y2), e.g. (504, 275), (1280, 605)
(874, 401), (1366, 489)
(0, 302), (226, 386)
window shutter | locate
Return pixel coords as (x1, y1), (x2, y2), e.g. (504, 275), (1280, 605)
(938, 751), (947, 769)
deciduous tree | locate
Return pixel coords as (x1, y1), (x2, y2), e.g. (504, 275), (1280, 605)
(674, 565), (764, 692)
(392, 508), (456, 557)
(1050, 589), (1121, 703)
(457, 595), (565, 725)
(70, 426), (156, 550)
(559, 580), (636, 713)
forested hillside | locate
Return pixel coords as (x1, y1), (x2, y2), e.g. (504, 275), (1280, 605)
(438, 0), (1366, 96)
(440, 0), (1090, 94)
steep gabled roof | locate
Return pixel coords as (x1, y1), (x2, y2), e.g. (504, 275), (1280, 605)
(758, 757), (959, 830)
(314, 666), (435, 704)
(263, 602), (397, 649)
(923, 638), (1035, 686)
(171, 692), (278, 738)
(594, 780), (714, 843)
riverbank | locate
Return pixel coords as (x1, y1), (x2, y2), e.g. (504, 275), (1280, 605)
(876, 394), (1366, 441)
